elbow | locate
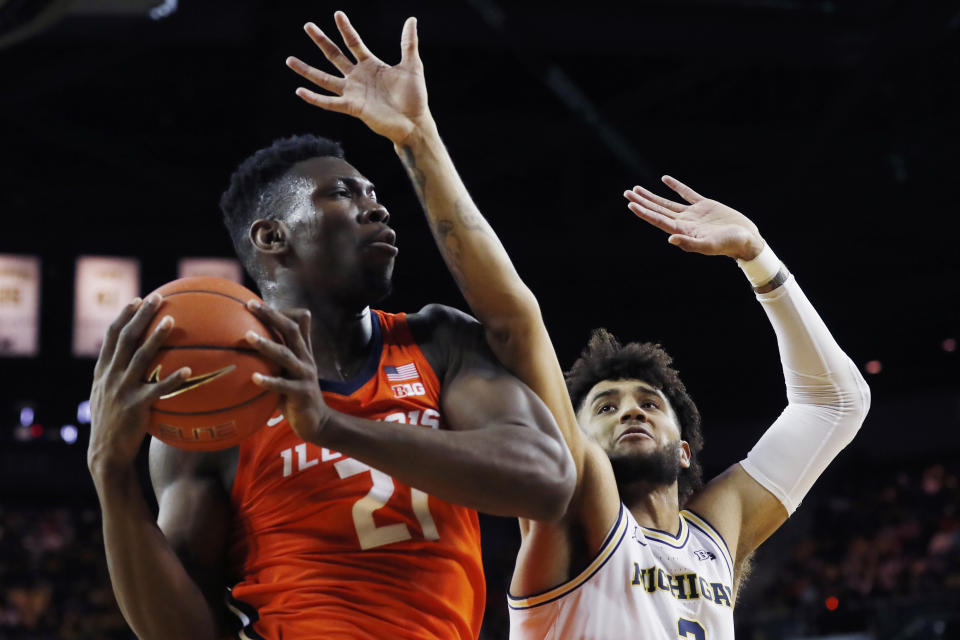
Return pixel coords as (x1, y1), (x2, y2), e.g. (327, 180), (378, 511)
(482, 287), (543, 349)
(843, 356), (872, 431)
(524, 435), (577, 522)
(826, 360), (872, 446)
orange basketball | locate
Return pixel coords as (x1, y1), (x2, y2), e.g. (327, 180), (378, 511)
(141, 276), (281, 451)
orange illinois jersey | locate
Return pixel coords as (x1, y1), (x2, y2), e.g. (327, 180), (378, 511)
(225, 310), (484, 640)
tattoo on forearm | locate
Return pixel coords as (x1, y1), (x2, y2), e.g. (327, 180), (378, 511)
(399, 145), (491, 296)
(400, 145), (427, 209)
(452, 196), (486, 232)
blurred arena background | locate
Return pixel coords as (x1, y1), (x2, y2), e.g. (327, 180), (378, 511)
(1, 0), (958, 638)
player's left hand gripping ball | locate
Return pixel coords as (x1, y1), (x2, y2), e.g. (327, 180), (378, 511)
(139, 277), (281, 450)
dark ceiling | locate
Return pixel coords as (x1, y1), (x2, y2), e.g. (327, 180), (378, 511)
(1, 0), (958, 455)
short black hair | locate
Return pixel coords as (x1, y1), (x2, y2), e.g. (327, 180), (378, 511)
(219, 134), (345, 281)
(565, 328), (704, 504)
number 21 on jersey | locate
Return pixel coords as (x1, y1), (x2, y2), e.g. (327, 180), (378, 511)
(334, 457), (439, 549)
(279, 409), (442, 550)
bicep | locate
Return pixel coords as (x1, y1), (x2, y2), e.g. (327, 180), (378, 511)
(440, 353), (555, 435)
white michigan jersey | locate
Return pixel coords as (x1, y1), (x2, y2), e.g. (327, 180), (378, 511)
(508, 504), (735, 640)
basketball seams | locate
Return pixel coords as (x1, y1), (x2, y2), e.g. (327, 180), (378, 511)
(151, 389), (275, 416)
(145, 277), (280, 450)
(162, 288), (248, 305)
(158, 345), (260, 353)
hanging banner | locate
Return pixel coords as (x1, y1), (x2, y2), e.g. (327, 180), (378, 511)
(73, 256), (140, 357)
(0, 255), (41, 357)
(177, 257), (243, 283)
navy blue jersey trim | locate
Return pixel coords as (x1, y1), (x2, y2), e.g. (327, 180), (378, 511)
(683, 508), (735, 579)
(640, 526), (691, 550)
(683, 508), (733, 557)
(685, 519), (733, 579)
(318, 311), (383, 395)
(224, 588), (266, 640)
(641, 522), (684, 540)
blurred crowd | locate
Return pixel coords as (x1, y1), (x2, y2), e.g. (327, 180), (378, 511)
(0, 504), (128, 639)
(1, 459), (958, 639)
(784, 461), (960, 602)
(740, 459), (960, 638)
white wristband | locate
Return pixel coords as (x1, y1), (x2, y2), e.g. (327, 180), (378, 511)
(736, 243), (781, 289)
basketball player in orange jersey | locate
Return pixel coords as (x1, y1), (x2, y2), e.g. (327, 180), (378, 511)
(284, 12), (871, 638)
(85, 12), (576, 640)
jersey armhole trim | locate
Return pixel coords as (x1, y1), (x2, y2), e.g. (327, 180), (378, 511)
(507, 503), (628, 610)
(682, 509), (735, 579)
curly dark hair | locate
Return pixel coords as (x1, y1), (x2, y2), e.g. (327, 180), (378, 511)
(565, 328), (704, 504)
(219, 134), (345, 281)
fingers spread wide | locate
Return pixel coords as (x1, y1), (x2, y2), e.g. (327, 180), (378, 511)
(294, 87), (349, 113)
(667, 234), (711, 253)
(662, 175), (704, 205)
(624, 189), (680, 219)
(304, 22), (355, 75)
(333, 11), (376, 63)
(626, 200), (681, 235)
(286, 56), (346, 94)
(400, 16), (419, 63)
(630, 185), (685, 213)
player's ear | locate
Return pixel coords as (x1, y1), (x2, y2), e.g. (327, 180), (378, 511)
(251, 219), (289, 256)
(679, 441), (691, 469)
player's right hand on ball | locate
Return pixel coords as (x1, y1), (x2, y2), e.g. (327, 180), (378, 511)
(243, 301), (332, 446)
(87, 294), (192, 473)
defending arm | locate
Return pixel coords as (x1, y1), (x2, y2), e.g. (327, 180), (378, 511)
(738, 245), (872, 514)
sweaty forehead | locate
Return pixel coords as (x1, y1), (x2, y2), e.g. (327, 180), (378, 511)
(288, 156), (367, 186)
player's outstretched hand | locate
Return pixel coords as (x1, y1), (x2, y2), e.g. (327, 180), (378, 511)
(88, 295), (191, 473)
(244, 301), (331, 445)
(286, 11), (428, 146)
(624, 176), (765, 261)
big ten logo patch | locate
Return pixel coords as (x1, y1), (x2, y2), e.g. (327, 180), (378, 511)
(392, 382), (426, 398)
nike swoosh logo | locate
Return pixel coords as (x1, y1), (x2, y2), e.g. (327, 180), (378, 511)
(267, 415), (284, 427)
(148, 364), (237, 400)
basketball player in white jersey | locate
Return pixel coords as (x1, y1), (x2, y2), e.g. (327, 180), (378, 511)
(451, 178), (870, 639)
(284, 11), (871, 638)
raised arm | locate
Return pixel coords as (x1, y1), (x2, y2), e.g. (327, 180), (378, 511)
(284, 11), (601, 501)
(625, 176), (872, 568)
(276, 12), (580, 521)
(285, 13), (532, 336)
(87, 296), (231, 639)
